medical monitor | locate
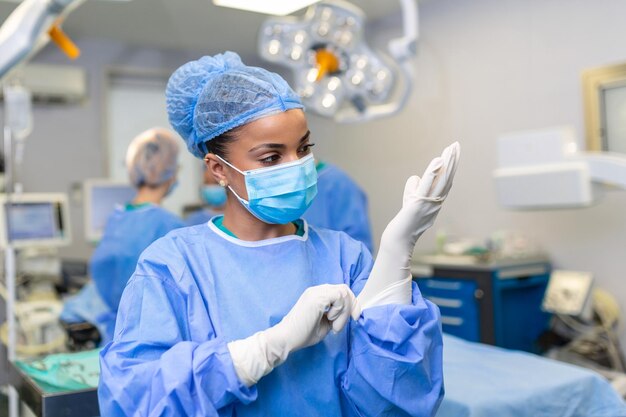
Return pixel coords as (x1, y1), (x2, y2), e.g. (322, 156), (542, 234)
(0, 193), (71, 249)
(84, 179), (135, 242)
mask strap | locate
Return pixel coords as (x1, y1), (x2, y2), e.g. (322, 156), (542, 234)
(209, 154), (249, 203)
(226, 184), (249, 205)
(214, 154), (245, 176)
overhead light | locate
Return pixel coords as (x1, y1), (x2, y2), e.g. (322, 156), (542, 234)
(258, 0), (419, 123)
(212, 0), (321, 16)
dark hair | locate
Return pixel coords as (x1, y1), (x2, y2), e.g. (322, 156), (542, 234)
(205, 126), (242, 158)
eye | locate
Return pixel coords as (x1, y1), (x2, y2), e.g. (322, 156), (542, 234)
(298, 143), (316, 154)
(260, 154), (281, 165)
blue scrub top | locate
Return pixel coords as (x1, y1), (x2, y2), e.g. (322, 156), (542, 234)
(61, 204), (184, 344)
(98, 218), (444, 416)
(91, 203), (184, 314)
(185, 207), (221, 226)
(303, 162), (374, 253)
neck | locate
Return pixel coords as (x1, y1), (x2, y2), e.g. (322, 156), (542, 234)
(132, 185), (166, 205)
(222, 195), (295, 241)
(207, 204), (225, 213)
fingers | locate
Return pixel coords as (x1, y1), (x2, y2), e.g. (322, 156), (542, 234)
(350, 298), (363, 321)
(424, 142), (461, 198)
(440, 142), (460, 197)
(308, 284), (356, 333)
(416, 157), (443, 197)
(429, 144), (453, 196)
(402, 175), (421, 205)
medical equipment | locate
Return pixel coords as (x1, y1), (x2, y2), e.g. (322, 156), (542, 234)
(258, 0), (418, 123)
(83, 179), (135, 242)
(0, 0), (84, 81)
(413, 255), (551, 352)
(0, 193), (71, 250)
(0, 194), (69, 358)
(9, 359), (100, 417)
(212, 0), (321, 16)
(354, 142), (459, 318)
(493, 126), (626, 209)
(542, 270), (594, 320)
(0, 300), (66, 358)
(543, 285), (626, 374)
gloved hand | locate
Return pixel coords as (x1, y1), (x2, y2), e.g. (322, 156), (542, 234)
(352, 142), (460, 319)
(228, 284), (356, 386)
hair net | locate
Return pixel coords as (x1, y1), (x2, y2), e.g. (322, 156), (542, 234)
(125, 128), (179, 187)
(165, 51), (304, 159)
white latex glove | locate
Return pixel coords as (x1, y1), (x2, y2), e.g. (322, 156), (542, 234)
(352, 142), (460, 319)
(228, 284), (356, 386)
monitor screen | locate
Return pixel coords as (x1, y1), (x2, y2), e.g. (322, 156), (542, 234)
(88, 184), (135, 239)
(5, 201), (64, 241)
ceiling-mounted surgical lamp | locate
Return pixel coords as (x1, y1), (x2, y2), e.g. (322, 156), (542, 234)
(212, 0), (321, 16)
(258, 0), (418, 123)
(0, 0), (86, 81)
(0, 0), (134, 81)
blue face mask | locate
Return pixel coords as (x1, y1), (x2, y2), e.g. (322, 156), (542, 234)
(216, 153), (318, 224)
(201, 184), (227, 207)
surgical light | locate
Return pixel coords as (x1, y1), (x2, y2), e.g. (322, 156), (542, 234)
(258, 0), (419, 123)
(213, 0), (321, 16)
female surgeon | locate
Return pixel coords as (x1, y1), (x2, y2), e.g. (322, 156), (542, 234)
(61, 128), (184, 345)
(98, 52), (459, 417)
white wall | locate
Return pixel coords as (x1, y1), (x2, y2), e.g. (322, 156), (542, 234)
(311, 0), (626, 347)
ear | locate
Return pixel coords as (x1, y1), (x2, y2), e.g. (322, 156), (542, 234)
(205, 154), (227, 186)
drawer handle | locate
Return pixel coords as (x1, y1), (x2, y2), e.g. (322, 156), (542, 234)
(424, 280), (462, 290)
(441, 316), (464, 326)
(428, 296), (462, 308)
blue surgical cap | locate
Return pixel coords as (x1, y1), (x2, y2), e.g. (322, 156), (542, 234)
(166, 51), (304, 159)
(126, 128), (179, 188)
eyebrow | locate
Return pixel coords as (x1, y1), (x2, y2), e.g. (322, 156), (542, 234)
(248, 130), (311, 153)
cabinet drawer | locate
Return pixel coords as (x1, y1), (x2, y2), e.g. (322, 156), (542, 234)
(418, 278), (480, 342)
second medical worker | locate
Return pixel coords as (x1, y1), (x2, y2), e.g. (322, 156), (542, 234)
(99, 52), (446, 416)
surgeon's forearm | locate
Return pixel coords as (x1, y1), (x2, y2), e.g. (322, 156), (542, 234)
(353, 143), (460, 318)
(354, 203), (440, 316)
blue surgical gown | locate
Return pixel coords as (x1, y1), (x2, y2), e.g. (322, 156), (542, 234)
(98, 219), (444, 416)
(303, 163), (374, 253)
(185, 207), (221, 226)
(91, 204), (184, 314)
(62, 204), (184, 344)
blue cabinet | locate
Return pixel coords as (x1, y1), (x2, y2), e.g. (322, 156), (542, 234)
(414, 257), (552, 353)
(420, 278), (480, 342)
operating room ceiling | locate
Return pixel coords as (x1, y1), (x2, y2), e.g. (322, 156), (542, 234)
(0, 0), (402, 56)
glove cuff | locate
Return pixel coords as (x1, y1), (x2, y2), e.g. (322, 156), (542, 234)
(228, 330), (284, 387)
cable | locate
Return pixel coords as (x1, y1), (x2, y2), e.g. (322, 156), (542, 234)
(554, 289), (626, 372)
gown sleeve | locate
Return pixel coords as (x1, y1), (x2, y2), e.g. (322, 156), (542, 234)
(343, 238), (445, 417)
(98, 249), (256, 417)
